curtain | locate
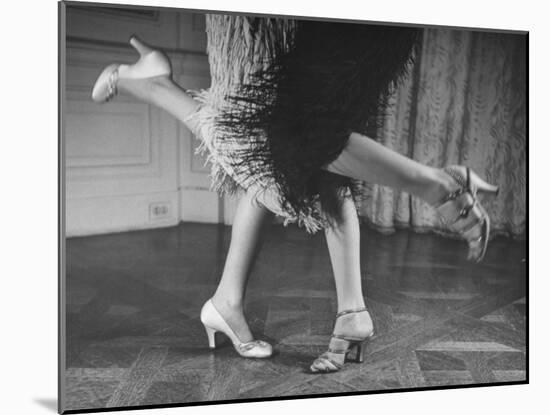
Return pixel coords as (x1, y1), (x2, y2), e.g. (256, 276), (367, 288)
(358, 28), (526, 239)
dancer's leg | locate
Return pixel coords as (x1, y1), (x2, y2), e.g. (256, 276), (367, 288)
(324, 132), (456, 206)
(325, 131), (497, 263)
(210, 190), (271, 343)
(120, 79), (462, 207)
(120, 72), (452, 210)
(311, 195), (373, 372)
(118, 73), (451, 205)
(115, 56), (273, 343)
(325, 195), (373, 337)
(116, 76), (200, 133)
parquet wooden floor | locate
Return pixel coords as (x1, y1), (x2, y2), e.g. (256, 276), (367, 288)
(64, 223), (526, 412)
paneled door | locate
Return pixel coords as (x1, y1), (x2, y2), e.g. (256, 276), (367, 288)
(63, 7), (224, 236)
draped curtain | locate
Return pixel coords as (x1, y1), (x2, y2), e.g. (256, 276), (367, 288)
(358, 28), (526, 239)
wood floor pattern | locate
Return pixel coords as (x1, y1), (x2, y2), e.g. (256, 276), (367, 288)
(64, 223), (526, 411)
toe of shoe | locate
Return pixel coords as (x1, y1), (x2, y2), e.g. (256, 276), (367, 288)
(91, 64), (118, 102)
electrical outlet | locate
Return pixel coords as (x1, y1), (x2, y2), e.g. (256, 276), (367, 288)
(149, 202), (171, 221)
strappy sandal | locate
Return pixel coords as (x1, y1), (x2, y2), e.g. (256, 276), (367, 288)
(437, 166), (499, 263)
(310, 307), (374, 373)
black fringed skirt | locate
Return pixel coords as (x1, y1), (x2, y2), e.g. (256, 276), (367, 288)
(187, 14), (420, 232)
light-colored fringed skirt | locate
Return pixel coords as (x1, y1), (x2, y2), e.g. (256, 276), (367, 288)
(186, 15), (305, 226)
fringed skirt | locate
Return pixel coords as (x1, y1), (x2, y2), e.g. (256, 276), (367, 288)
(188, 14), (420, 232)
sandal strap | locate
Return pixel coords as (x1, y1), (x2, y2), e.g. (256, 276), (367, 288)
(315, 353), (343, 370)
(439, 167), (474, 205)
(448, 166), (470, 187)
(440, 194), (487, 242)
(106, 67), (119, 102)
(331, 334), (368, 342)
(335, 307), (368, 319)
(327, 346), (349, 354)
(236, 340), (269, 353)
(436, 166), (492, 263)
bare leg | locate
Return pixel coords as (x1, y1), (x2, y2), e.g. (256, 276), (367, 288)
(210, 190), (271, 343)
(116, 75), (200, 132)
(115, 64), (273, 343)
(320, 134), (463, 340)
(325, 195), (373, 338)
(325, 132), (457, 206)
(325, 131), (497, 264)
(119, 71), (456, 210)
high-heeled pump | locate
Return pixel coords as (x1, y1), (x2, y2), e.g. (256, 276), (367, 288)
(437, 166), (499, 263)
(91, 35), (172, 103)
(200, 299), (273, 359)
(310, 307), (374, 373)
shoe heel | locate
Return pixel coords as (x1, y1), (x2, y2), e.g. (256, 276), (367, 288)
(470, 170), (499, 196)
(347, 341), (367, 363)
(354, 341), (367, 363)
(204, 325), (217, 349)
(129, 35), (155, 57)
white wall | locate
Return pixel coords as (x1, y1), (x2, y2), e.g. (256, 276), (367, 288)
(64, 5), (236, 237)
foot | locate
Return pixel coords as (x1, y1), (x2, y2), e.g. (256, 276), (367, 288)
(91, 35), (172, 103)
(116, 75), (174, 104)
(434, 166), (499, 262)
(333, 308), (374, 339)
(210, 296), (254, 343)
(310, 308), (374, 373)
(421, 166), (499, 207)
(419, 167), (460, 207)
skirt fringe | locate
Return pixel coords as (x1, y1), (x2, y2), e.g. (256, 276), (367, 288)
(188, 15), (420, 232)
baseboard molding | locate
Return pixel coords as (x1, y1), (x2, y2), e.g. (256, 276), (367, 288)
(66, 191), (179, 237)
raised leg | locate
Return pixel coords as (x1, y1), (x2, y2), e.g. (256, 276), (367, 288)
(324, 132), (498, 262)
(92, 36), (202, 132)
(117, 76), (201, 133)
(324, 132), (457, 206)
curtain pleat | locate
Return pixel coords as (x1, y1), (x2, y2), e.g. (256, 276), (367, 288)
(358, 29), (526, 239)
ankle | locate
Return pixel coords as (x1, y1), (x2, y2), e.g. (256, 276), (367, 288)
(418, 168), (457, 206)
(116, 74), (172, 101)
(336, 302), (366, 314)
(334, 311), (374, 337)
(211, 293), (244, 312)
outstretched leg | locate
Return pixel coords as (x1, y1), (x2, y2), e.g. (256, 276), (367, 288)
(324, 132), (456, 206)
(117, 75), (200, 133)
(324, 132), (498, 262)
(112, 42), (454, 207)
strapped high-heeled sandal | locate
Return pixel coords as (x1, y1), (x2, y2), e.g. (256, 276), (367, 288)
(310, 307), (374, 373)
(91, 35), (172, 103)
(437, 166), (499, 263)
